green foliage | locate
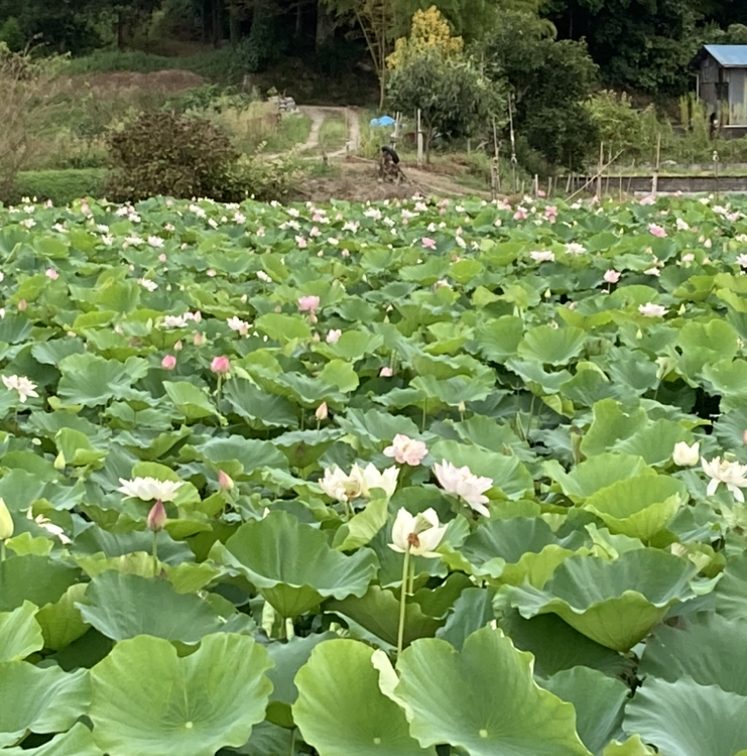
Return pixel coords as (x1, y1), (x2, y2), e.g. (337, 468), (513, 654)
(386, 50), (503, 161)
(0, 17), (24, 52)
(480, 11), (598, 170)
(9, 169), (106, 205)
(585, 91), (645, 160)
(105, 110), (239, 201)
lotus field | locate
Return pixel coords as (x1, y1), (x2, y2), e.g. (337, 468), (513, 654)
(2, 192), (747, 755)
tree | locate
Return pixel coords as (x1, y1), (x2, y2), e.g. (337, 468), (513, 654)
(480, 10), (598, 170)
(386, 50), (503, 161)
(387, 5), (463, 69)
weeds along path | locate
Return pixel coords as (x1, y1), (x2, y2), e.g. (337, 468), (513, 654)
(296, 106), (360, 156)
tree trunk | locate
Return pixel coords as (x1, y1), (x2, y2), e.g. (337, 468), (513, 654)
(228, 1), (240, 46)
(212, 0), (223, 48)
(315, 0), (334, 50)
(116, 9), (125, 50)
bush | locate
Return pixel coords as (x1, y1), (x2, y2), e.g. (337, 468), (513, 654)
(0, 17), (25, 52)
(9, 168), (106, 205)
(226, 152), (301, 201)
(106, 110), (239, 201)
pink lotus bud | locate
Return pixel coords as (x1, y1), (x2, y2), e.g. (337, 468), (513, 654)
(193, 332), (205, 346)
(147, 500), (167, 531)
(17, 299), (27, 312)
(210, 355), (231, 375)
(161, 354), (177, 370)
(173, 340), (183, 352)
(218, 469), (234, 491)
(46, 268), (59, 280)
(743, 429), (747, 445)
(379, 366), (394, 377)
(315, 402), (328, 421)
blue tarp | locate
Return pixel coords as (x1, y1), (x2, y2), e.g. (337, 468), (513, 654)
(370, 115), (396, 127)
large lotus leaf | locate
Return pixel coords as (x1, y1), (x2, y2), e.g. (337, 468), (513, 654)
(517, 325), (586, 366)
(220, 510), (378, 618)
(385, 627), (589, 755)
(702, 359), (747, 409)
(601, 736), (655, 755)
(162, 380), (219, 420)
(56, 353), (148, 406)
(221, 377), (297, 429)
(507, 550), (699, 651)
(76, 572), (239, 642)
(326, 585), (442, 648)
(0, 723), (101, 755)
(543, 667), (628, 754)
(582, 474), (686, 542)
(292, 639), (436, 756)
(579, 400), (648, 457)
(639, 613), (747, 695)
(90, 633), (272, 756)
(545, 454), (652, 502)
(675, 319), (739, 380)
(624, 677), (747, 756)
(266, 632), (336, 728)
(714, 552), (747, 619)
(0, 663), (89, 747)
(36, 583), (89, 652)
(0, 601), (43, 661)
(0, 555), (80, 612)
(502, 612), (633, 679)
(436, 587), (496, 649)
(475, 316), (524, 361)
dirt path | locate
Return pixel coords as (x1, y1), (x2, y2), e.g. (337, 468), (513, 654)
(298, 105), (360, 156)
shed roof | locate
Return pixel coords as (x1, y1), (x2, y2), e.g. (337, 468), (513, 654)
(702, 45), (747, 68)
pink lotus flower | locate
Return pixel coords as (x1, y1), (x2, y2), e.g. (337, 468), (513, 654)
(513, 207), (528, 221)
(161, 354), (177, 370)
(603, 270), (621, 284)
(433, 461), (492, 517)
(146, 500), (167, 532)
(210, 355), (231, 375)
(544, 205), (557, 221)
(218, 470), (234, 491)
(421, 237), (437, 250)
(379, 366), (393, 377)
(384, 434), (428, 466)
(45, 268), (59, 280)
(648, 223), (667, 238)
(326, 329), (342, 344)
(298, 295), (320, 313)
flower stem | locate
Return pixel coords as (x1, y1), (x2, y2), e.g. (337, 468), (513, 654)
(396, 547), (411, 656)
(152, 532), (159, 577)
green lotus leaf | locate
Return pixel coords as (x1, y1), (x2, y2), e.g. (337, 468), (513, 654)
(475, 315), (524, 361)
(163, 380), (219, 420)
(702, 359), (747, 408)
(0, 555), (80, 612)
(580, 400), (648, 457)
(624, 677), (747, 756)
(36, 583), (89, 652)
(601, 735), (655, 755)
(57, 353), (148, 407)
(76, 572), (240, 642)
(542, 667), (628, 754)
(220, 510), (378, 617)
(222, 377), (298, 429)
(90, 633), (272, 756)
(436, 587), (496, 649)
(545, 454), (652, 501)
(265, 632), (336, 728)
(675, 319), (739, 380)
(255, 312), (311, 342)
(326, 585), (442, 648)
(292, 639), (436, 756)
(502, 612), (633, 678)
(714, 552), (747, 619)
(640, 612), (747, 695)
(319, 358), (359, 392)
(0, 601), (43, 661)
(507, 550), (699, 651)
(0, 722), (101, 755)
(388, 627), (590, 755)
(194, 434), (288, 472)
(0, 662), (89, 747)
(332, 496), (388, 551)
(582, 474), (686, 542)
(55, 427), (107, 468)
(517, 325), (587, 366)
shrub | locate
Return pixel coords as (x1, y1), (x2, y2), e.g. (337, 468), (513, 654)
(106, 110), (239, 201)
(225, 151), (301, 201)
(0, 17), (25, 52)
(9, 168), (106, 205)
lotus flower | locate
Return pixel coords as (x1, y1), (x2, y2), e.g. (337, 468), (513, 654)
(0, 498), (13, 540)
(389, 507), (446, 557)
(701, 456), (747, 503)
(672, 441), (700, 467)
(433, 461), (492, 516)
(298, 295), (320, 313)
(638, 303), (667, 318)
(210, 355), (231, 375)
(146, 501), (167, 532)
(161, 354), (177, 370)
(319, 463), (398, 503)
(2, 374), (39, 403)
(117, 477), (183, 502)
(604, 269), (621, 284)
(648, 223), (667, 238)
(383, 434), (428, 466)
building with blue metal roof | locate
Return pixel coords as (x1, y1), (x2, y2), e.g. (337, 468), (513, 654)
(694, 45), (747, 132)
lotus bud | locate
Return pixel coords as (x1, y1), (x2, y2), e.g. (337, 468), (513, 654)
(672, 441), (700, 467)
(743, 430), (747, 445)
(54, 451), (66, 470)
(218, 470), (234, 492)
(315, 402), (328, 421)
(0, 498), (13, 540)
(210, 355), (231, 375)
(146, 500), (167, 532)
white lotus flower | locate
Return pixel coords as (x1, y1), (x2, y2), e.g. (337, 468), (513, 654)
(30, 514), (71, 544)
(319, 463), (398, 502)
(383, 434), (428, 466)
(2, 374), (39, 403)
(0, 498), (13, 540)
(638, 302), (667, 318)
(117, 477), (183, 502)
(701, 456), (747, 503)
(433, 461), (492, 516)
(226, 316), (251, 336)
(389, 507), (446, 557)
(672, 441), (700, 467)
